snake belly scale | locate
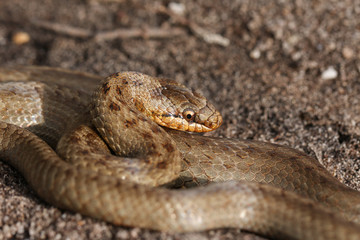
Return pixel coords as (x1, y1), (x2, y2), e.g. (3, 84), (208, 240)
(0, 66), (359, 240)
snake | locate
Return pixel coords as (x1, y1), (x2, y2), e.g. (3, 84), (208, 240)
(0, 66), (359, 240)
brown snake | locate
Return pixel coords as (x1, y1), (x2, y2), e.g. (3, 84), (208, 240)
(0, 66), (359, 240)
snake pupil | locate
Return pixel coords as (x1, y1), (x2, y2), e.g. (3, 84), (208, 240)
(182, 108), (195, 122)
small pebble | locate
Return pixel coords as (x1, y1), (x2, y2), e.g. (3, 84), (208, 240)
(169, 2), (185, 15)
(342, 46), (354, 59)
(250, 49), (261, 59)
(321, 66), (338, 80)
(12, 31), (30, 45)
(116, 230), (130, 239)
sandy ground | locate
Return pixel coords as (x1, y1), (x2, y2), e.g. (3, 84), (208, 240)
(0, 0), (359, 239)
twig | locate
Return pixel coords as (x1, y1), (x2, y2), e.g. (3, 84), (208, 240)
(157, 6), (230, 47)
(31, 19), (186, 41)
(94, 27), (185, 41)
(32, 20), (92, 38)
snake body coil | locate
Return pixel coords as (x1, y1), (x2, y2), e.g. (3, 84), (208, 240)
(0, 66), (359, 240)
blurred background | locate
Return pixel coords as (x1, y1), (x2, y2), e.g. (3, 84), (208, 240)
(0, 0), (359, 239)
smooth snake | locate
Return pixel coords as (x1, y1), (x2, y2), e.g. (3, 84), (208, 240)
(0, 66), (359, 240)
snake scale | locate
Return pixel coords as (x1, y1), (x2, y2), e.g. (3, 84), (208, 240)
(0, 66), (359, 240)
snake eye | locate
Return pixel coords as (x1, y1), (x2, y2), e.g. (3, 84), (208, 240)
(182, 108), (196, 122)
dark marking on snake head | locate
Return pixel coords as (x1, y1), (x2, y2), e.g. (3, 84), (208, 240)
(102, 82), (111, 95)
(95, 159), (108, 166)
(138, 115), (148, 122)
(150, 125), (160, 133)
(116, 86), (122, 95)
(85, 132), (97, 141)
(124, 118), (137, 127)
(109, 102), (121, 111)
(142, 132), (153, 140)
(134, 100), (145, 112)
(149, 143), (158, 152)
(156, 160), (168, 169)
(80, 150), (90, 155)
(132, 80), (143, 86)
(69, 134), (81, 143)
(163, 143), (175, 152)
(160, 113), (175, 118)
(124, 120), (131, 128)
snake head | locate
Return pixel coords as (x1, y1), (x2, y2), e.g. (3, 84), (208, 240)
(103, 71), (223, 133)
(149, 78), (223, 133)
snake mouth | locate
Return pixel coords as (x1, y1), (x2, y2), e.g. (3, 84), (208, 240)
(153, 110), (223, 133)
